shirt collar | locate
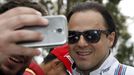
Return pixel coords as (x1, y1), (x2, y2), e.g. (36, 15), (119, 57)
(90, 52), (119, 75)
(72, 52), (119, 75)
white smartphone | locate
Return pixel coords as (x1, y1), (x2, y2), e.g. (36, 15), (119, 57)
(18, 15), (68, 48)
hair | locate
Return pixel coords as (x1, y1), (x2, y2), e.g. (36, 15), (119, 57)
(43, 53), (57, 64)
(0, 0), (48, 16)
(67, 1), (117, 48)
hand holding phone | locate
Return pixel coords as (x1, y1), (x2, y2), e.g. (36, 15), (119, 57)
(18, 15), (68, 48)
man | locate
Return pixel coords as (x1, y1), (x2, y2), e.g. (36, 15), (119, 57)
(67, 1), (134, 75)
(0, 0), (48, 75)
(41, 44), (73, 75)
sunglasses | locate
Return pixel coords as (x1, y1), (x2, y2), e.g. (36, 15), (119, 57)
(68, 29), (110, 44)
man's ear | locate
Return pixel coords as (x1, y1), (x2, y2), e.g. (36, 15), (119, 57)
(108, 32), (115, 48)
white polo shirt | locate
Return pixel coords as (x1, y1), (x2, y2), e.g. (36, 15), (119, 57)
(72, 53), (134, 75)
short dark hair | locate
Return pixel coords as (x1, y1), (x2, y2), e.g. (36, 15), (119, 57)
(43, 53), (57, 64)
(0, 0), (47, 16)
(67, 1), (117, 48)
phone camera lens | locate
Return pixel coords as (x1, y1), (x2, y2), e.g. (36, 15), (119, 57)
(56, 28), (62, 33)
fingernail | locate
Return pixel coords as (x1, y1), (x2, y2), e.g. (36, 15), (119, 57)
(40, 34), (44, 40)
(36, 11), (42, 16)
(42, 19), (49, 25)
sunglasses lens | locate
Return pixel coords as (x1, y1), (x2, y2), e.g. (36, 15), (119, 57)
(68, 31), (80, 44)
(68, 30), (105, 44)
(84, 30), (101, 43)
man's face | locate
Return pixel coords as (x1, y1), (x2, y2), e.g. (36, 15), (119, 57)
(41, 59), (68, 75)
(68, 10), (115, 71)
(0, 55), (32, 75)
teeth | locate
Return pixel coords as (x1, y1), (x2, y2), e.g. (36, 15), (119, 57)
(9, 57), (23, 63)
(77, 51), (91, 56)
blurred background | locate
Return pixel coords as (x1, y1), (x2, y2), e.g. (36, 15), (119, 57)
(0, 0), (134, 66)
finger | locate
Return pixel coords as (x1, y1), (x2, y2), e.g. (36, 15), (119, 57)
(0, 7), (42, 19)
(8, 30), (44, 42)
(3, 44), (41, 56)
(1, 14), (48, 30)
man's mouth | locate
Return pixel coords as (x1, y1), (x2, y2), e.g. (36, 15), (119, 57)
(75, 48), (93, 57)
(76, 51), (91, 56)
(74, 50), (93, 60)
(8, 56), (25, 64)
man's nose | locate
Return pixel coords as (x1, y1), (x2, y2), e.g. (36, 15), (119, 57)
(77, 35), (88, 47)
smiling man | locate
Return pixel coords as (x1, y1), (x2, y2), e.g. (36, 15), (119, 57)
(67, 1), (134, 75)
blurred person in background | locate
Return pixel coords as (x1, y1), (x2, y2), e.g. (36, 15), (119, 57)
(40, 44), (73, 75)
